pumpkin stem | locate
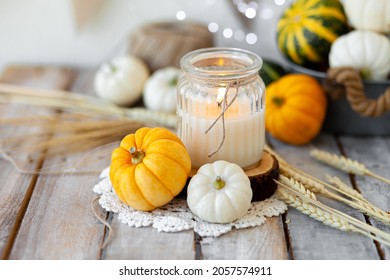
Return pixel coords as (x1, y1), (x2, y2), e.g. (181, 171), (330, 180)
(169, 76), (179, 87)
(272, 96), (285, 107)
(130, 146), (145, 165)
(360, 68), (371, 80)
(213, 176), (226, 190)
(108, 62), (117, 73)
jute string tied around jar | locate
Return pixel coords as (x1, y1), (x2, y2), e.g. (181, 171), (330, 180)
(326, 67), (390, 117)
(195, 74), (258, 157)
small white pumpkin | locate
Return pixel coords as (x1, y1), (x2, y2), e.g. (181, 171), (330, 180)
(143, 67), (182, 113)
(343, 0), (390, 34)
(329, 30), (390, 80)
(94, 55), (149, 106)
(187, 160), (252, 224)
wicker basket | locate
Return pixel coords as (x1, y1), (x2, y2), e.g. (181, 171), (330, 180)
(128, 22), (214, 72)
(289, 62), (390, 136)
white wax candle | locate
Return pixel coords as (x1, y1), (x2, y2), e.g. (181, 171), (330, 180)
(179, 109), (265, 169)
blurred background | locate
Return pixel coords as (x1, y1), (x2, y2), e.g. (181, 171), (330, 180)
(0, 0), (292, 71)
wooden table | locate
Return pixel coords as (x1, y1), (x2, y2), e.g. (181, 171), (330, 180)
(0, 65), (389, 260)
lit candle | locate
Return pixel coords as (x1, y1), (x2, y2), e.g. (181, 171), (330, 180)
(177, 48), (265, 169)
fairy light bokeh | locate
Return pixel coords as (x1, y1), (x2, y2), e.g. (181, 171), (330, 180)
(175, 0), (287, 46)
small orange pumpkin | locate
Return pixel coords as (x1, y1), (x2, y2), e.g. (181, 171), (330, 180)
(265, 74), (327, 145)
(109, 127), (191, 211)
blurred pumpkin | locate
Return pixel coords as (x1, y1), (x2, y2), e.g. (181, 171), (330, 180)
(143, 67), (182, 113)
(94, 55), (149, 106)
(329, 30), (390, 81)
(277, 0), (348, 67)
(343, 0), (390, 34)
(265, 74), (327, 145)
(109, 127), (191, 211)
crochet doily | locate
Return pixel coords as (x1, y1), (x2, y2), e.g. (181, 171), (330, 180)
(93, 168), (287, 237)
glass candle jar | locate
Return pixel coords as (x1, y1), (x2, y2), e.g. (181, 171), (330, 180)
(177, 47), (265, 169)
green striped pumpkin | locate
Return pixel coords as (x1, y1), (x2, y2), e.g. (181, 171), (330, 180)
(277, 0), (348, 66)
(259, 60), (287, 86)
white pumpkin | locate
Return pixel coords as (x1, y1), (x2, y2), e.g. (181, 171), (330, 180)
(343, 0), (390, 34)
(143, 67), (182, 113)
(329, 30), (390, 80)
(187, 160), (252, 224)
(94, 55), (149, 106)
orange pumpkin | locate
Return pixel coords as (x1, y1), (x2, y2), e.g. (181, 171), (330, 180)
(265, 74), (327, 145)
(109, 127), (191, 211)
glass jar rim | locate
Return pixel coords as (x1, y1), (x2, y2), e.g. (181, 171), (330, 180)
(180, 47), (263, 79)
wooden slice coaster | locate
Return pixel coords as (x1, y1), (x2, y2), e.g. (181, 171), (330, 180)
(178, 151), (279, 202)
(245, 151), (279, 202)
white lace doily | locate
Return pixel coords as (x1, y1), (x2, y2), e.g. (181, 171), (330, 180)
(93, 168), (287, 237)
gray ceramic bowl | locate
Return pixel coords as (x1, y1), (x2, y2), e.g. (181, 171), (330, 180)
(288, 62), (390, 136)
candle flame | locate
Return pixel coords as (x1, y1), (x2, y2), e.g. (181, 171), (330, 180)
(217, 88), (226, 103)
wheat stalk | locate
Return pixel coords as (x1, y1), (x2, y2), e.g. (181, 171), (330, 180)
(277, 188), (351, 231)
(268, 145), (364, 200)
(280, 162), (365, 203)
(326, 175), (390, 225)
(279, 175), (317, 200)
(0, 94), (176, 128)
(278, 178), (390, 240)
(266, 145), (390, 235)
(0, 83), (179, 166)
(0, 83), (177, 128)
(310, 148), (390, 185)
(266, 145), (341, 195)
(276, 180), (390, 246)
(277, 188), (390, 246)
(310, 148), (367, 175)
(123, 108), (177, 128)
(324, 192), (390, 226)
(280, 163), (327, 194)
(326, 175), (367, 202)
(280, 163), (390, 225)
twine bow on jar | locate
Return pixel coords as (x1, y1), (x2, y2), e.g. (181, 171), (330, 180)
(326, 67), (390, 117)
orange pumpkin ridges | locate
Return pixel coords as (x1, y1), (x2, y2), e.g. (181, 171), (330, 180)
(109, 127), (191, 211)
(265, 74), (327, 145)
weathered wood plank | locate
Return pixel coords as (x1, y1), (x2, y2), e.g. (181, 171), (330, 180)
(338, 136), (390, 259)
(0, 66), (74, 259)
(8, 69), (111, 259)
(102, 219), (196, 260)
(269, 133), (380, 259)
(200, 217), (288, 260)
